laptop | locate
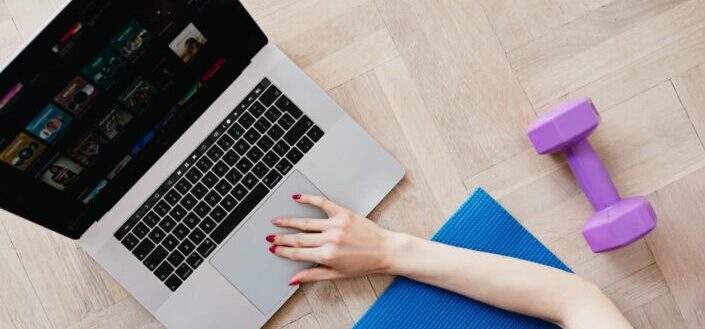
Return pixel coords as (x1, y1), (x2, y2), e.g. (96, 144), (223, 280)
(0, 1), (404, 328)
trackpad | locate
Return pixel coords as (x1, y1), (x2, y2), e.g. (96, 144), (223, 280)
(210, 171), (326, 315)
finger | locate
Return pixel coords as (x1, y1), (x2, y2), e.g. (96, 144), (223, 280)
(273, 217), (332, 232)
(288, 267), (347, 285)
(272, 232), (327, 248)
(271, 245), (322, 263)
(293, 194), (342, 216)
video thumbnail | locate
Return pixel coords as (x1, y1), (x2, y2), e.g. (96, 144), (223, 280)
(169, 23), (207, 63)
(40, 156), (84, 191)
(26, 104), (73, 144)
(54, 76), (99, 116)
(0, 133), (46, 171)
(0, 83), (23, 112)
(107, 155), (132, 180)
(82, 48), (127, 89)
(119, 77), (157, 113)
(82, 179), (108, 204)
(66, 131), (108, 166)
(139, 0), (187, 36)
(110, 19), (152, 61)
(94, 105), (133, 140)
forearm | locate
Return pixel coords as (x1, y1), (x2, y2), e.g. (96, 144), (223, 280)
(382, 232), (631, 329)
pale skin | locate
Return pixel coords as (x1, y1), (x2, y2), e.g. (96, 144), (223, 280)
(267, 194), (633, 329)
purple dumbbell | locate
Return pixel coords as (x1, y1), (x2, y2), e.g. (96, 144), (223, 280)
(527, 98), (656, 253)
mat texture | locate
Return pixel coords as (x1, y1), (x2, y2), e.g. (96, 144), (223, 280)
(354, 188), (571, 329)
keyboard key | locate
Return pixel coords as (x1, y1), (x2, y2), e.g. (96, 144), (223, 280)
(206, 145), (224, 161)
(283, 117), (313, 145)
(175, 263), (193, 280)
(194, 201), (212, 218)
(276, 158), (293, 175)
(154, 262), (174, 281)
(231, 183), (247, 200)
(191, 182), (208, 199)
(252, 162), (269, 177)
(267, 125), (285, 141)
(165, 189), (181, 205)
(249, 101), (266, 117)
(263, 170), (283, 189)
(163, 234), (179, 251)
(174, 179), (192, 195)
(170, 204), (187, 221)
(257, 135), (275, 151)
(297, 136), (315, 153)
(264, 107), (282, 122)
(215, 179), (232, 195)
(260, 85), (282, 107)
(217, 134), (235, 150)
(143, 211), (160, 228)
(158, 216), (177, 233)
(199, 217), (217, 234)
(242, 173), (258, 189)
(254, 117), (271, 134)
(228, 123), (245, 140)
(275, 95), (303, 119)
(238, 112), (256, 128)
(203, 172), (219, 187)
(307, 125), (324, 142)
(165, 274), (182, 291)
(148, 227), (166, 244)
(167, 250), (185, 267)
(186, 252), (204, 268)
(133, 239), (155, 261)
(212, 161), (229, 177)
(195, 157), (213, 173)
(244, 128), (261, 145)
(133, 222), (150, 239)
(225, 168), (243, 185)
(286, 148), (304, 164)
(204, 190), (222, 207)
(183, 213), (200, 229)
(221, 195), (237, 211)
(262, 151), (280, 168)
(188, 227), (206, 245)
(234, 139), (250, 156)
(273, 140), (290, 157)
(279, 113), (295, 130)
(236, 158), (253, 173)
(180, 193), (197, 210)
(173, 223), (190, 240)
(212, 184), (269, 244)
(246, 146), (264, 163)
(210, 206), (227, 222)
(121, 233), (139, 250)
(185, 167), (203, 184)
(144, 245), (168, 270)
(177, 239), (195, 256)
(222, 150), (239, 166)
(197, 238), (217, 258)
(154, 200), (171, 217)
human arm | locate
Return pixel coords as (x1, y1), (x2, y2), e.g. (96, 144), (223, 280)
(268, 194), (632, 329)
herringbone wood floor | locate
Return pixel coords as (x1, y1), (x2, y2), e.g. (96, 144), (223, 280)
(1, 0), (704, 328)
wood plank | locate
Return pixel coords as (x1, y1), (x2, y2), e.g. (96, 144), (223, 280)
(602, 264), (669, 312)
(280, 313), (321, 329)
(334, 277), (377, 322)
(642, 293), (689, 329)
(242, 0), (297, 21)
(3, 0), (66, 40)
(584, 0), (620, 10)
(673, 64), (705, 145)
(375, 0), (537, 179)
(264, 291), (313, 329)
(301, 281), (353, 329)
(480, 0), (589, 51)
(0, 2), (23, 65)
(624, 307), (655, 329)
(65, 297), (162, 329)
(647, 166), (705, 327)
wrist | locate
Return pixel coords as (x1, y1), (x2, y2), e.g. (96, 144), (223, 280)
(379, 230), (416, 275)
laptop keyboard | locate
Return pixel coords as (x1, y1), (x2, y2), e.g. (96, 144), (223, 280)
(114, 78), (325, 291)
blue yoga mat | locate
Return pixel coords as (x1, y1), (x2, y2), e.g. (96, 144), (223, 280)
(354, 188), (571, 329)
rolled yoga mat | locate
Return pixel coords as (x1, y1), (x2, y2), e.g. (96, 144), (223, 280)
(354, 188), (571, 329)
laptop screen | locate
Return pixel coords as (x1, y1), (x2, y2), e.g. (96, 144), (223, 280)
(0, 0), (267, 238)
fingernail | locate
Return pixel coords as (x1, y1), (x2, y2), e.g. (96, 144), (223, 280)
(292, 194), (301, 200)
(288, 279), (301, 286)
(269, 245), (277, 254)
(272, 218), (282, 225)
(266, 235), (275, 243)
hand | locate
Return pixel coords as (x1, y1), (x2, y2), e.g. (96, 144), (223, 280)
(267, 194), (398, 285)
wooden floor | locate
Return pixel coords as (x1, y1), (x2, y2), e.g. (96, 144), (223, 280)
(1, 0), (704, 328)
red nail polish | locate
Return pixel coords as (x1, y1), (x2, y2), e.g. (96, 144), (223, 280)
(289, 279), (301, 286)
(292, 194), (301, 200)
(269, 245), (277, 253)
(266, 235), (275, 243)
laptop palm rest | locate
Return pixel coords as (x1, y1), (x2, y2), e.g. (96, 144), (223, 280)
(210, 170), (326, 315)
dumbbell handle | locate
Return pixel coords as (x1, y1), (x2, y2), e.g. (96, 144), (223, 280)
(565, 139), (620, 211)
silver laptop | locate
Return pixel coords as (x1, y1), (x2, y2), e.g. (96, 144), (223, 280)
(0, 1), (404, 328)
